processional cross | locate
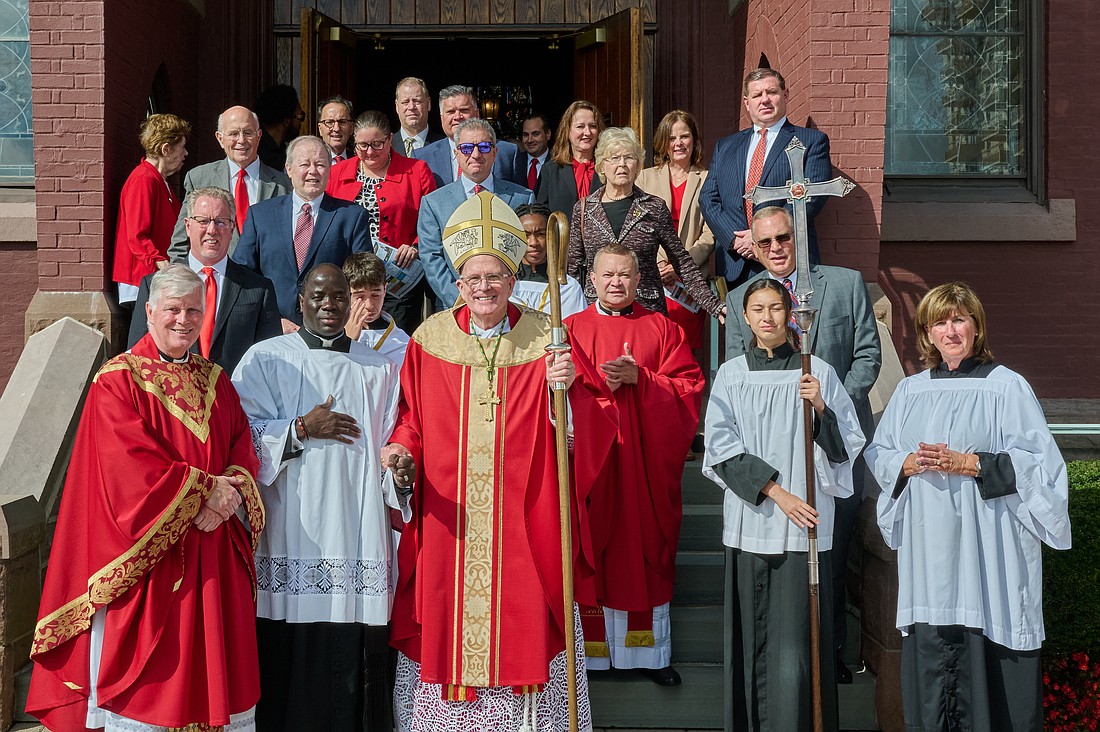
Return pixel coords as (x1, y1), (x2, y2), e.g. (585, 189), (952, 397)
(743, 134), (854, 732)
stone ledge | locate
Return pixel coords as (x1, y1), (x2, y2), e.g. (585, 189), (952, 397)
(0, 203), (36, 244)
(881, 198), (1076, 242)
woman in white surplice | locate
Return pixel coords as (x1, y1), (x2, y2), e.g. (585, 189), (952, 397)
(864, 281), (1070, 732)
(703, 278), (864, 732)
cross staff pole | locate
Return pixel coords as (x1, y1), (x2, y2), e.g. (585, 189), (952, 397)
(545, 210), (578, 732)
(746, 135), (854, 732)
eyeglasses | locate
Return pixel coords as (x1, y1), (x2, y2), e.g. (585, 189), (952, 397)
(355, 140), (389, 151)
(188, 216), (234, 230)
(754, 232), (793, 249)
(458, 273), (509, 287)
(457, 141), (495, 156)
(220, 129), (258, 140)
(606, 154), (639, 165)
(319, 118), (352, 129)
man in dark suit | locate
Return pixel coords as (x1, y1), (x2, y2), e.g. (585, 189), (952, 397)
(130, 186), (281, 373)
(393, 77), (444, 157)
(726, 206), (881, 685)
(417, 119), (534, 308)
(412, 85), (525, 188)
(701, 68), (834, 286)
(232, 135), (372, 331)
(317, 95), (355, 164)
(517, 112), (553, 191)
(168, 105), (292, 260)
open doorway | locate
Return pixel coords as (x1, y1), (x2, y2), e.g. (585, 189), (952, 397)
(351, 37), (576, 143)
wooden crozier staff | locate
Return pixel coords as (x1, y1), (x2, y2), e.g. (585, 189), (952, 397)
(545, 210), (579, 732)
(746, 137), (854, 732)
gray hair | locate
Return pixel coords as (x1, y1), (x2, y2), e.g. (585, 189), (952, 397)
(438, 84), (476, 107)
(148, 264), (204, 310)
(395, 77), (429, 99)
(185, 186), (234, 217)
(285, 135), (329, 167)
(216, 107), (260, 134)
(317, 95), (354, 119)
(594, 127), (644, 182)
(454, 118), (496, 145)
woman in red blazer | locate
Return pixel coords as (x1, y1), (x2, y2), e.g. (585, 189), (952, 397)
(327, 110), (437, 332)
(111, 113), (191, 306)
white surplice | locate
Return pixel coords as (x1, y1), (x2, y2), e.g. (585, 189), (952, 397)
(702, 354), (865, 553)
(232, 334), (408, 624)
(356, 311), (411, 368)
(511, 274), (588, 317)
(865, 366), (1070, 651)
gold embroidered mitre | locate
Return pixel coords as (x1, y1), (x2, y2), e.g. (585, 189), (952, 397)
(442, 190), (526, 274)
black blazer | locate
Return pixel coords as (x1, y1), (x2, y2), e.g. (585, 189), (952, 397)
(128, 259), (282, 374)
(534, 161), (603, 222)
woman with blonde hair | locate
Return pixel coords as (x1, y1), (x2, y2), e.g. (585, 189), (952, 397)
(567, 126), (724, 320)
(112, 113), (191, 305)
(865, 281), (1070, 731)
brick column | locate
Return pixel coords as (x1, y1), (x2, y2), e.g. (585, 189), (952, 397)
(25, 1), (125, 348)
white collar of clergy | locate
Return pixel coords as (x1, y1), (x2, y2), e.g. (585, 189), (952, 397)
(596, 302), (634, 316)
(470, 316), (511, 337)
(157, 349), (191, 364)
(298, 328), (351, 352)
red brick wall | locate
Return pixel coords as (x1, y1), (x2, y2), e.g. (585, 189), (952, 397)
(880, 0), (1100, 398)
(0, 244), (40, 392)
(658, 0), (887, 282)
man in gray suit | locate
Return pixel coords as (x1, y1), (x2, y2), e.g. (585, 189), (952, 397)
(417, 118), (534, 308)
(725, 206), (881, 684)
(412, 85), (526, 188)
(168, 105), (292, 260)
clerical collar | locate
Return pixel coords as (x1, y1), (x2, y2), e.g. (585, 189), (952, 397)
(748, 341), (796, 364)
(931, 357), (997, 379)
(298, 328), (351, 352)
(157, 349), (190, 364)
(470, 317), (510, 338)
(596, 302), (634, 316)
(366, 313), (391, 331)
(517, 261), (549, 283)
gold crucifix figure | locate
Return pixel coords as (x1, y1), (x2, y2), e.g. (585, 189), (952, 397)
(478, 384), (501, 422)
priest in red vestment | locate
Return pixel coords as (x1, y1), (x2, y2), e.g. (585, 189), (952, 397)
(384, 192), (617, 732)
(27, 264), (265, 732)
(566, 243), (704, 686)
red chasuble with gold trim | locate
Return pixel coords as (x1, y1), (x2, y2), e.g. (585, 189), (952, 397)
(566, 305), (704, 617)
(27, 334), (264, 731)
(389, 304), (616, 698)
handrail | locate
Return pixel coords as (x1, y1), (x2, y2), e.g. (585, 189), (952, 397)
(1048, 424), (1100, 435)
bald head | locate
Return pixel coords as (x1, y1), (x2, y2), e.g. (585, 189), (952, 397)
(216, 105), (262, 167)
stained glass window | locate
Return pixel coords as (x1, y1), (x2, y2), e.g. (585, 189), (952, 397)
(0, 0), (32, 186)
(886, 0), (1026, 177)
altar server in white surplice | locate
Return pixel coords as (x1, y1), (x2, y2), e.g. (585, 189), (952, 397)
(510, 202), (588, 316)
(864, 282), (1069, 732)
(232, 263), (408, 732)
(703, 278), (864, 732)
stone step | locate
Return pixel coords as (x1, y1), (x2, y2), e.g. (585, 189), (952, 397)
(669, 605), (723, 664)
(671, 551), (723, 605)
(588, 661), (879, 730)
(681, 460), (722, 506)
(678, 503), (723, 552)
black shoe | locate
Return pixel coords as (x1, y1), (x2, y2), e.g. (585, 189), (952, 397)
(640, 666), (682, 686)
(836, 658), (853, 685)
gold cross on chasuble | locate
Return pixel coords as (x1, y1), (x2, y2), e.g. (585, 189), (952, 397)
(478, 383), (501, 421)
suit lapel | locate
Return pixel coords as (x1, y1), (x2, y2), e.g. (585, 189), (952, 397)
(304, 198), (337, 272)
(281, 196), (300, 274)
(730, 129), (753, 186)
(213, 262), (244, 341)
(807, 266), (828, 351)
(760, 122), (795, 185)
(680, 169), (703, 240)
(616, 196), (649, 241)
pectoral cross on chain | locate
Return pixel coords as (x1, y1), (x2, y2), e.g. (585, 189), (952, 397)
(745, 136), (855, 310)
(478, 383), (501, 422)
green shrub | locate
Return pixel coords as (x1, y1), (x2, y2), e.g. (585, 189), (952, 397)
(1043, 460), (1100, 656)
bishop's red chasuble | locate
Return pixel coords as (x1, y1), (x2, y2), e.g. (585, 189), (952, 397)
(389, 304), (616, 698)
(566, 306), (703, 615)
(27, 334), (264, 731)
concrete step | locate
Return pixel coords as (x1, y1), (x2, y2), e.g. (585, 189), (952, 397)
(669, 606), (723, 664)
(681, 460), (722, 506)
(671, 551), (723, 605)
(678, 503), (723, 552)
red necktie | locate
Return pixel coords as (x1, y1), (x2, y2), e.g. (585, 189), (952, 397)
(294, 203), (313, 271)
(473, 184), (484, 195)
(527, 157), (538, 190)
(200, 266), (217, 357)
(744, 128), (768, 226)
(235, 168), (249, 233)
(782, 276), (802, 335)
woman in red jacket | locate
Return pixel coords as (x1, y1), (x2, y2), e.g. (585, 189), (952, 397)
(112, 113), (191, 306)
(327, 110), (437, 332)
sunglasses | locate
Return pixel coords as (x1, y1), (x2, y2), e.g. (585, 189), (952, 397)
(457, 141), (495, 155)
